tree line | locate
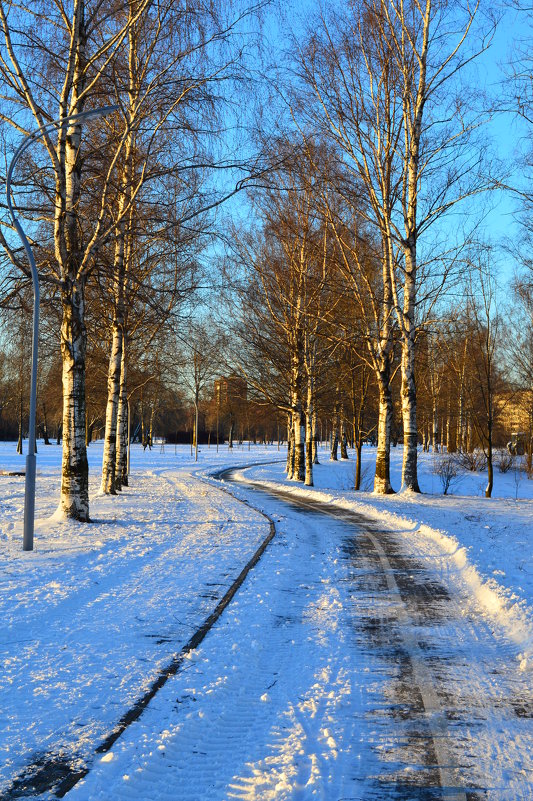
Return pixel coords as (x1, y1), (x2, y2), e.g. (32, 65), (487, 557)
(0, 0), (532, 517)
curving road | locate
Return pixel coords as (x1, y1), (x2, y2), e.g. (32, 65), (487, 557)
(215, 467), (532, 801)
(4, 463), (532, 800)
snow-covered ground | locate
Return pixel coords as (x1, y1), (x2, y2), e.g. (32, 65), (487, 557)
(0, 440), (532, 799)
(243, 445), (533, 674)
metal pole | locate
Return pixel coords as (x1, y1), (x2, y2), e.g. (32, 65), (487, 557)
(6, 105), (118, 551)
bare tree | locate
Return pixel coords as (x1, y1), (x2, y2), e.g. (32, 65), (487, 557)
(0, 0), (152, 519)
(175, 323), (225, 462)
(230, 145), (334, 485)
(293, 0), (490, 493)
(99, 0), (250, 493)
(463, 258), (502, 497)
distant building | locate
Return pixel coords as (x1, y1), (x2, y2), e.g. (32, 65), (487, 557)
(499, 390), (532, 436)
(214, 374), (247, 406)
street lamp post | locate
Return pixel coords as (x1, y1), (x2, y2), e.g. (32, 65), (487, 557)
(6, 105), (118, 551)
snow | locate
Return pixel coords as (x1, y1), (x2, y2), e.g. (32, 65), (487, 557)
(0, 440), (532, 799)
(240, 446), (533, 674)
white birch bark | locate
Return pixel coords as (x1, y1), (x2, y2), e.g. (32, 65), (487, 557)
(374, 369), (394, 494)
(286, 414), (293, 476)
(312, 409), (319, 464)
(431, 398), (439, 453)
(101, 322), (122, 494)
(292, 405), (305, 482)
(115, 341), (128, 489)
(330, 390), (339, 462)
(57, 1), (90, 519)
(305, 372), (314, 486)
(60, 283), (90, 520)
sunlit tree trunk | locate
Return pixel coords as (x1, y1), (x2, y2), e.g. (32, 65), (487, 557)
(101, 322), (122, 494)
(374, 362), (394, 494)
(312, 410), (319, 464)
(431, 397), (439, 453)
(60, 281), (90, 520)
(115, 341), (128, 489)
(305, 373), (314, 486)
(286, 414), (293, 475)
(330, 388), (339, 461)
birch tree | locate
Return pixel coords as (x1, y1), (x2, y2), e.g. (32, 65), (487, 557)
(294, 4), (403, 493)
(463, 261), (502, 497)
(0, 0), (152, 519)
(228, 145), (333, 485)
(295, 0), (489, 492)
(98, 0), (268, 494)
(378, 0), (487, 491)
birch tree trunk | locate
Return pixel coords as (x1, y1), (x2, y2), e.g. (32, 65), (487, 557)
(374, 365), (394, 494)
(60, 282), (90, 520)
(330, 423), (338, 461)
(292, 407), (305, 482)
(55, 2), (92, 520)
(101, 156), (130, 492)
(289, 332), (305, 482)
(149, 404), (155, 447)
(101, 322), (123, 494)
(312, 410), (319, 464)
(286, 414), (293, 476)
(115, 342), (128, 489)
(400, 345), (420, 487)
(395, 1), (430, 493)
(305, 374), (314, 486)
(446, 395), (451, 452)
(456, 338), (467, 451)
(330, 392), (339, 461)
(431, 398), (439, 453)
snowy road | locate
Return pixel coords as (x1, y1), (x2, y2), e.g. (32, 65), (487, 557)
(230, 475), (533, 799)
(68, 467), (533, 800)
(1, 451), (532, 800)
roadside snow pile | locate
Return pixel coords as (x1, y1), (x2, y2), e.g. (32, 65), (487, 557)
(240, 446), (533, 673)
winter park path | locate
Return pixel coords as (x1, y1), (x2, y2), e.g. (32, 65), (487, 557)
(1, 460), (532, 800)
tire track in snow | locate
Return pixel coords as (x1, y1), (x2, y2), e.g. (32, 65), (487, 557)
(234, 478), (471, 800)
(0, 471), (277, 800)
(71, 466), (376, 801)
(237, 476), (533, 799)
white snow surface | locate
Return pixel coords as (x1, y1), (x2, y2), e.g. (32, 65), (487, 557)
(0, 441), (532, 799)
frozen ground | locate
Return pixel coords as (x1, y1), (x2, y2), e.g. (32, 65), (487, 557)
(0, 440), (532, 799)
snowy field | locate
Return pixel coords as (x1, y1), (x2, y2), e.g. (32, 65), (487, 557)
(0, 440), (532, 799)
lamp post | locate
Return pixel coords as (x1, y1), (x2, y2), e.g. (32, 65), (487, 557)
(6, 105), (118, 551)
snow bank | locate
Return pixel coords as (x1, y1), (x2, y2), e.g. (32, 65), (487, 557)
(237, 450), (533, 674)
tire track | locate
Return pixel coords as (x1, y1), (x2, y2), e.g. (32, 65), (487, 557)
(232, 477), (472, 800)
(0, 471), (277, 801)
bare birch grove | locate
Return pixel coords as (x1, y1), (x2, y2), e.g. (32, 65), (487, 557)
(0, 0), (153, 519)
(293, 0), (489, 492)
